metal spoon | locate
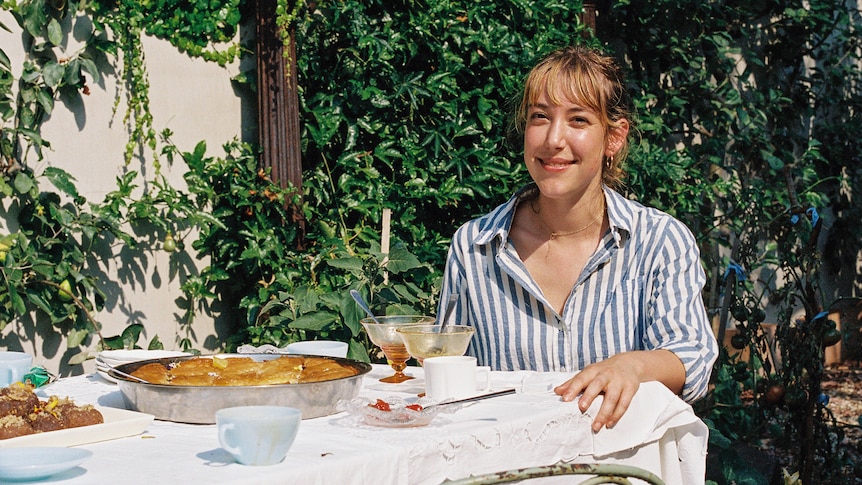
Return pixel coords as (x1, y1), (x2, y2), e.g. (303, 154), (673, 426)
(424, 388), (517, 410)
(425, 294), (459, 355)
(97, 359), (152, 384)
(350, 290), (381, 324)
(439, 294), (458, 331)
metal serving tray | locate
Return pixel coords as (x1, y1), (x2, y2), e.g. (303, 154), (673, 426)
(112, 354), (371, 424)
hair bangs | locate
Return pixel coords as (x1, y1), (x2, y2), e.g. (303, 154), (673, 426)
(539, 61), (605, 116)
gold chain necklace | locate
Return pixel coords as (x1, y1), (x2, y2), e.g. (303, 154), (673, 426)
(544, 196), (606, 241)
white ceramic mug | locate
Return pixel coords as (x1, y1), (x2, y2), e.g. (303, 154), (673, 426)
(216, 406), (302, 466)
(423, 355), (491, 401)
(285, 340), (349, 358)
(0, 351), (32, 387)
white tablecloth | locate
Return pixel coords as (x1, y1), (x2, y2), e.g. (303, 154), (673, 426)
(18, 365), (708, 484)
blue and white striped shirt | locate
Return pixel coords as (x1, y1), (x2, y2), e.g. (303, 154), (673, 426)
(439, 184), (718, 402)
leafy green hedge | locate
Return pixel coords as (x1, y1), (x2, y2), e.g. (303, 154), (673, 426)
(296, 0), (592, 270)
(216, 0), (597, 359)
(601, 2), (862, 482)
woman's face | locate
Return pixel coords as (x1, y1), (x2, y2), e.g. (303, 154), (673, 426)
(523, 90), (626, 202)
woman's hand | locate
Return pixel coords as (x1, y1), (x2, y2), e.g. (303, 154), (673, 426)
(553, 349), (685, 432)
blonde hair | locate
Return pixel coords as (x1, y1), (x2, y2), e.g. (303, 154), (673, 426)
(514, 46), (631, 189)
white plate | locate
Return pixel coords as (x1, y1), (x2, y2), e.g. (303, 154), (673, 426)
(0, 447), (92, 481)
(97, 349), (190, 366)
(0, 406), (154, 448)
(96, 369), (118, 384)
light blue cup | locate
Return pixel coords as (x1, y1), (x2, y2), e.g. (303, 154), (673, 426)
(0, 352), (32, 387)
(285, 340), (348, 358)
(216, 406), (302, 466)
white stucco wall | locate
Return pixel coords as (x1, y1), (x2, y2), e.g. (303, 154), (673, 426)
(0, 12), (249, 375)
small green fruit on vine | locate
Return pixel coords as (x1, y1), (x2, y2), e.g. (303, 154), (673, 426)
(163, 234), (177, 252)
(58, 280), (74, 301)
(750, 308), (766, 323)
(822, 328), (842, 347)
(730, 333), (747, 350)
(0, 241), (11, 262)
(732, 361), (750, 382)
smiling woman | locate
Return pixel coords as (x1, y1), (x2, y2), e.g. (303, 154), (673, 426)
(513, 47), (631, 315)
(438, 45), (718, 440)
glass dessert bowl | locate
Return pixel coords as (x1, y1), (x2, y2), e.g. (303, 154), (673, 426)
(396, 324), (475, 365)
(360, 316), (435, 383)
(336, 395), (460, 428)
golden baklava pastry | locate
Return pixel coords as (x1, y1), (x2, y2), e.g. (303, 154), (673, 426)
(0, 384), (104, 439)
(129, 355), (358, 386)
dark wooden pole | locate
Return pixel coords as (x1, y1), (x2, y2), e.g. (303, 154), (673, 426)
(582, 0), (597, 36)
(254, 0), (306, 245)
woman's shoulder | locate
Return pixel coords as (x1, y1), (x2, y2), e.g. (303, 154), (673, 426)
(452, 186), (527, 245)
(606, 189), (696, 241)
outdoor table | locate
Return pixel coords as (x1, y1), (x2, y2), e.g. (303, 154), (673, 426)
(23, 364), (707, 484)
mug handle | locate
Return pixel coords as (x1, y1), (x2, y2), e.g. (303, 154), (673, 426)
(218, 423), (242, 457)
(476, 366), (491, 393)
(12, 365), (27, 383)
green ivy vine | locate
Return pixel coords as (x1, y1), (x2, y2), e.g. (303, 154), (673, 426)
(3, 0), (304, 167)
(276, 0), (303, 75)
(0, 0), (253, 360)
(85, 0), (247, 165)
(122, 0), (244, 65)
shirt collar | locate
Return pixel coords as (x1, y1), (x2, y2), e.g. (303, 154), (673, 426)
(470, 185), (530, 246)
(604, 187), (633, 247)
